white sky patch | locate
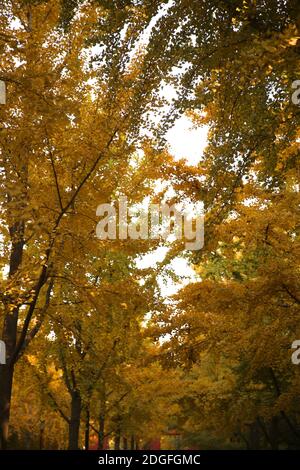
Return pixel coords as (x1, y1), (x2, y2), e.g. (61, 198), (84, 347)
(136, 247), (199, 298)
(157, 257), (198, 296)
(136, 246), (168, 269)
(47, 331), (56, 342)
(128, 0), (174, 60)
(10, 18), (23, 30)
(167, 116), (208, 165)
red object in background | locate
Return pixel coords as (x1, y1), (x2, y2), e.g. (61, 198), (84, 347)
(147, 438), (161, 450)
(89, 435), (110, 450)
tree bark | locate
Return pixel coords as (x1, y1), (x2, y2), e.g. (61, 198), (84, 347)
(248, 420), (261, 450)
(98, 413), (105, 450)
(269, 416), (279, 450)
(0, 362), (15, 449)
(0, 219), (24, 449)
(84, 405), (90, 450)
(114, 428), (121, 450)
(39, 419), (45, 450)
(68, 390), (82, 450)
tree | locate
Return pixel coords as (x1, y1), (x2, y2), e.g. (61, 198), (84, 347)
(0, 0), (171, 447)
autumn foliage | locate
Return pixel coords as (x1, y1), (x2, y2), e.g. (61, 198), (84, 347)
(0, 0), (300, 450)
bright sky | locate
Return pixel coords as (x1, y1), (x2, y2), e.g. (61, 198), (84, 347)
(137, 116), (207, 296)
(167, 116), (208, 165)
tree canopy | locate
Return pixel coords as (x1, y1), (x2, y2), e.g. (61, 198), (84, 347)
(0, 0), (299, 450)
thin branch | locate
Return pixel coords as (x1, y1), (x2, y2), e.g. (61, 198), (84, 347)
(53, 127), (119, 231)
(11, 263), (49, 364)
(282, 284), (300, 306)
(45, 131), (63, 211)
(17, 278), (54, 360)
(23, 357), (70, 424)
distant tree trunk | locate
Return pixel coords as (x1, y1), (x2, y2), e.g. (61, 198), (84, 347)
(130, 435), (135, 450)
(39, 419), (45, 450)
(98, 414), (105, 450)
(114, 428), (121, 450)
(269, 416), (279, 450)
(257, 416), (274, 449)
(84, 405), (90, 450)
(237, 431), (250, 449)
(68, 390), (82, 450)
(248, 421), (261, 449)
(123, 437), (128, 450)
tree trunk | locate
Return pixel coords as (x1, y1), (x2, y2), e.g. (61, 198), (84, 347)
(97, 413), (105, 450)
(0, 246), (23, 448)
(84, 406), (90, 450)
(0, 217), (25, 449)
(68, 390), (82, 450)
(248, 421), (261, 450)
(269, 416), (279, 450)
(0, 361), (15, 449)
(130, 435), (135, 450)
(114, 428), (121, 450)
(39, 419), (45, 450)
(123, 437), (128, 450)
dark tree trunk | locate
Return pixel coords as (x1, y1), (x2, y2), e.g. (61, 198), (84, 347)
(97, 414), (105, 450)
(248, 421), (261, 450)
(269, 416), (279, 450)
(0, 361), (15, 449)
(237, 431), (250, 449)
(123, 437), (128, 450)
(130, 435), (135, 450)
(84, 406), (90, 450)
(114, 428), (121, 450)
(39, 419), (45, 450)
(68, 390), (82, 450)
(0, 273), (22, 448)
(0, 218), (25, 449)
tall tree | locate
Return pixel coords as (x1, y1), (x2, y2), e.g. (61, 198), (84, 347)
(0, 0), (169, 447)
